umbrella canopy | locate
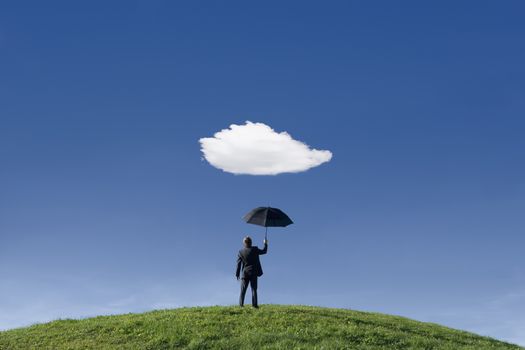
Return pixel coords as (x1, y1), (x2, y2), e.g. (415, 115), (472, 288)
(243, 207), (293, 239)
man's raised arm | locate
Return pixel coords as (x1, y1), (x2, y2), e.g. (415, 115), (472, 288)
(259, 240), (268, 255)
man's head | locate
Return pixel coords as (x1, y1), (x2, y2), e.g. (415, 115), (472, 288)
(243, 236), (252, 248)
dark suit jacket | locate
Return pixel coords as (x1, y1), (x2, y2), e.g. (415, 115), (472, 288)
(236, 243), (268, 279)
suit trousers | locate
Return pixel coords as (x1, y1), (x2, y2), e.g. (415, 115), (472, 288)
(239, 275), (258, 307)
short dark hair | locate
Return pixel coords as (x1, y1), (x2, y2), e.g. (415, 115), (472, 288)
(243, 236), (252, 247)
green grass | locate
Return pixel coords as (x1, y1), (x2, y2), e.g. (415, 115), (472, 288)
(0, 305), (522, 349)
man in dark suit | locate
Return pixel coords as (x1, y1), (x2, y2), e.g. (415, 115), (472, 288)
(236, 236), (268, 308)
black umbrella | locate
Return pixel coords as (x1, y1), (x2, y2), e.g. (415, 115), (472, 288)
(243, 206), (293, 239)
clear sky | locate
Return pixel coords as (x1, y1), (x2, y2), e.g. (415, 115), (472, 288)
(1, 0), (524, 346)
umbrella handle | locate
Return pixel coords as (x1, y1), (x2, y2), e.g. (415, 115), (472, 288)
(265, 226), (268, 241)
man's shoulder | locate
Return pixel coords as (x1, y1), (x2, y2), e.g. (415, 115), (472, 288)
(239, 246), (258, 253)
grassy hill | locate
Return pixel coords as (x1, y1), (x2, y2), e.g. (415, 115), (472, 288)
(0, 305), (522, 349)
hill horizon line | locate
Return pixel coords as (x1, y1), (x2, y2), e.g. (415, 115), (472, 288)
(0, 304), (522, 349)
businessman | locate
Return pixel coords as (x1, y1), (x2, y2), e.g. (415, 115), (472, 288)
(235, 236), (268, 308)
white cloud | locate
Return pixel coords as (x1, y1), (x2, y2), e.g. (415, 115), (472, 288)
(199, 121), (333, 175)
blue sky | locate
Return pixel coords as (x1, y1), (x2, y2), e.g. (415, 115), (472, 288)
(1, 0), (524, 345)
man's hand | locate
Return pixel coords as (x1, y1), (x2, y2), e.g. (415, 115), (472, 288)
(263, 239), (268, 245)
